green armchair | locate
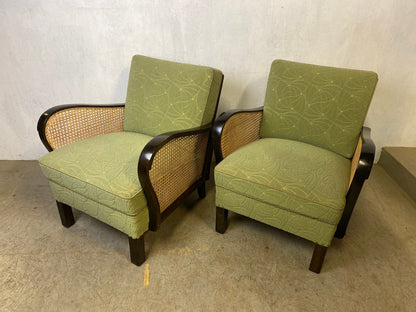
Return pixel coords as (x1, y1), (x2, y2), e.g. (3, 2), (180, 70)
(213, 60), (377, 273)
(38, 55), (223, 266)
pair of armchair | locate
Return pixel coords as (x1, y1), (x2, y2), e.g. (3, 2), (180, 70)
(38, 56), (377, 273)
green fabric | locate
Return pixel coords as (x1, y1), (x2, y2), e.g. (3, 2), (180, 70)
(260, 60), (378, 158)
(215, 138), (351, 225)
(39, 132), (153, 216)
(124, 55), (222, 136)
(216, 187), (337, 246)
(49, 181), (149, 239)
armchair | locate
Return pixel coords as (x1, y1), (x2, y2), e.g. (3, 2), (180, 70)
(213, 60), (377, 273)
(38, 55), (223, 266)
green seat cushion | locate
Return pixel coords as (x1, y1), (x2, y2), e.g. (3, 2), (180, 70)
(124, 55), (223, 136)
(216, 187), (337, 246)
(39, 132), (153, 216)
(49, 181), (149, 239)
(215, 138), (352, 225)
(260, 60), (378, 158)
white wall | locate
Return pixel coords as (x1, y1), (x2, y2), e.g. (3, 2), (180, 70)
(1, 0), (415, 160)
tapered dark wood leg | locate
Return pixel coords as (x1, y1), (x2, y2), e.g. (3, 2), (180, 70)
(335, 178), (365, 239)
(197, 182), (206, 199)
(309, 244), (328, 274)
(216, 206), (229, 234)
(56, 201), (75, 228)
(129, 235), (145, 266)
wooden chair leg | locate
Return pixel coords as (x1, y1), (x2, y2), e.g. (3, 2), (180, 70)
(216, 206), (229, 234)
(129, 235), (145, 266)
(56, 201), (75, 228)
(197, 182), (206, 199)
(309, 244), (328, 274)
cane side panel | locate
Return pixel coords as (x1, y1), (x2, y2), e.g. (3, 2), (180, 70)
(45, 107), (124, 150)
(221, 111), (263, 158)
(349, 137), (362, 187)
(149, 132), (209, 212)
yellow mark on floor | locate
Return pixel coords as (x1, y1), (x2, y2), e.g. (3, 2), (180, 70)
(196, 247), (209, 252)
(143, 264), (150, 286)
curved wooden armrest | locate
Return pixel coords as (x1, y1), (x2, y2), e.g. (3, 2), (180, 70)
(336, 127), (376, 239)
(138, 125), (212, 231)
(350, 126), (376, 184)
(37, 104), (125, 151)
(212, 107), (264, 163)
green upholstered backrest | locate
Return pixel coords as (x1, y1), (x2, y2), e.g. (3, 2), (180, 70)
(260, 60), (378, 158)
(123, 55), (223, 136)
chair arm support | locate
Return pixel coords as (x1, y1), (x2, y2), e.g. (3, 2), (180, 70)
(335, 127), (376, 239)
(212, 107), (263, 163)
(138, 124), (212, 231)
(352, 126), (376, 182)
(37, 104), (125, 151)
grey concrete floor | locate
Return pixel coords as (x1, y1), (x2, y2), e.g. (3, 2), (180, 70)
(1, 161), (415, 311)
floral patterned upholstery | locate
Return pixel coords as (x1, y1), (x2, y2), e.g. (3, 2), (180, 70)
(40, 132), (153, 217)
(124, 55), (223, 136)
(260, 60), (378, 158)
(216, 138), (351, 225)
(215, 138), (351, 246)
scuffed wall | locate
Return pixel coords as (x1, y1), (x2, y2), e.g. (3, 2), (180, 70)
(1, 0), (415, 159)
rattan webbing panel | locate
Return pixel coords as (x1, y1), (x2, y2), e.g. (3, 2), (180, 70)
(349, 137), (362, 187)
(221, 111), (263, 158)
(45, 106), (124, 150)
(149, 133), (209, 213)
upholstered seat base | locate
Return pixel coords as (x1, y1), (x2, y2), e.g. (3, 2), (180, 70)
(216, 186), (337, 246)
(214, 138), (353, 247)
(215, 138), (351, 225)
(39, 132), (153, 216)
(50, 181), (149, 239)
(38, 131), (153, 239)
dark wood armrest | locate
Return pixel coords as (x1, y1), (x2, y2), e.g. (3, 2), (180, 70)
(37, 104), (125, 151)
(138, 124), (212, 231)
(212, 107), (264, 163)
(335, 126), (376, 239)
(353, 126), (376, 181)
